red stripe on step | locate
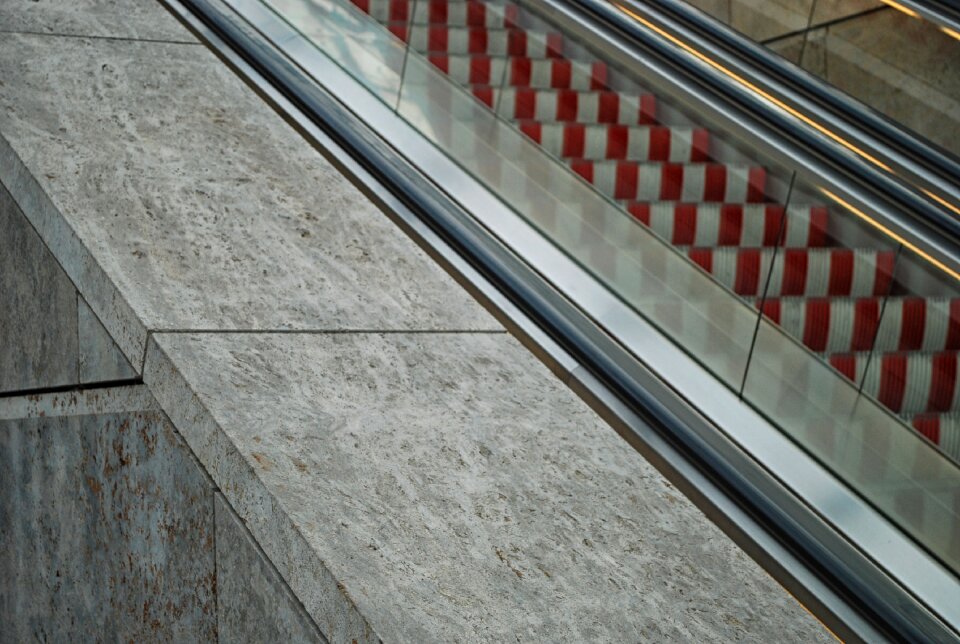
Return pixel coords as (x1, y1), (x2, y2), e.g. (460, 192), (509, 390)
(628, 202), (650, 226)
(615, 162), (639, 200)
(510, 57), (530, 86)
(672, 204), (696, 245)
(828, 248), (853, 296)
(352, 0), (369, 12)
(718, 204), (743, 245)
(878, 354), (908, 412)
(571, 160), (593, 183)
(808, 206), (828, 246)
(562, 124), (585, 158)
(758, 298), (781, 324)
(469, 28), (487, 54)
(688, 248), (713, 273)
(590, 62), (608, 90)
(747, 166), (766, 202)
(514, 88), (534, 119)
(429, 0), (446, 23)
(605, 125), (628, 159)
(899, 298), (926, 351)
(928, 352), (957, 412)
(704, 164), (726, 202)
(556, 90), (577, 121)
(469, 56), (490, 84)
(947, 300), (960, 350)
(690, 128), (709, 162)
(472, 86), (493, 107)
(763, 206), (785, 246)
(735, 249), (761, 295)
(466, 1), (484, 26)
(546, 33), (563, 57)
(660, 164), (683, 201)
(519, 122), (541, 145)
(388, 24), (408, 40)
(428, 55), (449, 74)
(830, 354), (857, 382)
(803, 299), (831, 352)
(639, 95), (656, 124)
(852, 298), (880, 352)
(598, 92), (619, 124)
(551, 59), (571, 89)
(782, 249), (808, 296)
(504, 4), (519, 28)
(391, 0), (409, 22)
(508, 30), (526, 56)
(873, 251), (895, 296)
(649, 127), (671, 162)
(428, 26), (448, 51)
(912, 416), (941, 444)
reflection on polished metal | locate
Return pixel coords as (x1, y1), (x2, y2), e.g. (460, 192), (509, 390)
(170, 0), (960, 638)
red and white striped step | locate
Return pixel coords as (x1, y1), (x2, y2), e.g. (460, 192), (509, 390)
(429, 54), (609, 90)
(627, 203), (829, 248)
(911, 414), (960, 460)
(517, 122), (709, 162)
(686, 247), (895, 298)
(571, 160), (765, 202)
(388, 23), (563, 58)
(760, 297), (960, 354)
(351, 0), (519, 27)
(471, 86), (657, 125)
(829, 350), (960, 416)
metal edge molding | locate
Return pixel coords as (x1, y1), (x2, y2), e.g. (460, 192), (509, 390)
(159, 0), (959, 640)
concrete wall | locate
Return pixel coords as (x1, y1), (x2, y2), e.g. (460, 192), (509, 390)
(0, 388), (327, 642)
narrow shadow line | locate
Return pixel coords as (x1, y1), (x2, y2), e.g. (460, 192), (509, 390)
(762, 5), (890, 46)
(0, 28), (202, 46)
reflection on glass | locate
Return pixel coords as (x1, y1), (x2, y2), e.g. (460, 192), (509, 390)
(252, 0), (960, 574)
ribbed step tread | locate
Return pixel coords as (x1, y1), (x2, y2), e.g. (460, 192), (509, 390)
(351, 0), (519, 27)
(388, 23), (563, 58)
(911, 414), (960, 460)
(685, 247), (895, 297)
(428, 54), (609, 90)
(760, 297), (960, 354)
(517, 122), (708, 162)
(572, 160), (765, 203)
(471, 86), (657, 125)
(628, 203), (829, 247)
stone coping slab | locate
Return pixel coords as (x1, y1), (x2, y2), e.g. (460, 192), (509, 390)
(0, 31), (500, 369)
(145, 331), (831, 643)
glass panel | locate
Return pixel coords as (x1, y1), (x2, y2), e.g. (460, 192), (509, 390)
(244, 0), (960, 575)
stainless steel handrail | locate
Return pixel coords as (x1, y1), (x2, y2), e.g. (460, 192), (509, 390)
(560, 0), (960, 251)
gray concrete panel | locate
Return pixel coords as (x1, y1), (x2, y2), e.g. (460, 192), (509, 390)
(0, 33), (500, 369)
(216, 493), (327, 644)
(0, 0), (197, 42)
(0, 387), (217, 642)
(0, 180), (78, 392)
(79, 295), (137, 384)
(145, 331), (831, 644)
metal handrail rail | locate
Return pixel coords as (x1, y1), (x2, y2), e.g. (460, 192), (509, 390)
(564, 0), (960, 259)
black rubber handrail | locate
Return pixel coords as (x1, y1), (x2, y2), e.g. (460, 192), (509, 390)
(169, 0), (958, 639)
(639, 0), (960, 185)
(562, 0), (960, 261)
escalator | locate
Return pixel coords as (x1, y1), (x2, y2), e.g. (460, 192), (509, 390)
(163, 0), (960, 638)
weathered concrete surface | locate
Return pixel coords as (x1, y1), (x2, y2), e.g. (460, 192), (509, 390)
(216, 493), (327, 643)
(0, 0), (197, 42)
(0, 386), (217, 641)
(79, 295), (137, 384)
(0, 31), (501, 369)
(0, 180), (78, 392)
(145, 331), (831, 643)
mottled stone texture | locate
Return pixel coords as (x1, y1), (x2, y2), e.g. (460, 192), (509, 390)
(146, 332), (831, 643)
(216, 494), (327, 644)
(0, 180), (78, 393)
(79, 296), (137, 384)
(0, 387), (217, 642)
(0, 0), (197, 42)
